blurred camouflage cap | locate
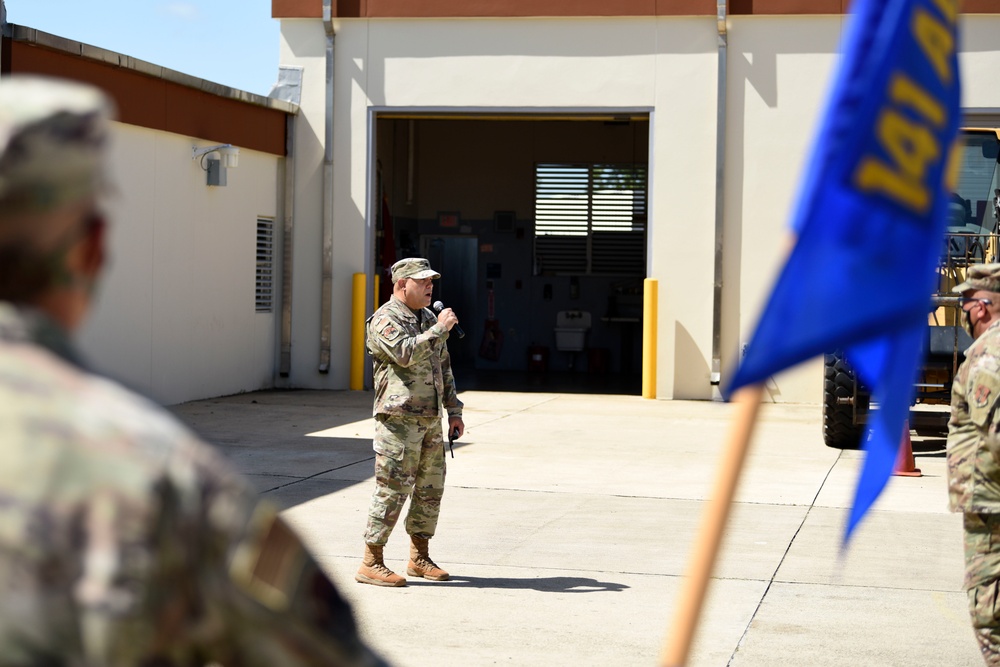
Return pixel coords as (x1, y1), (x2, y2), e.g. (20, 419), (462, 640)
(953, 263), (1000, 294)
(391, 257), (440, 282)
(0, 75), (114, 215)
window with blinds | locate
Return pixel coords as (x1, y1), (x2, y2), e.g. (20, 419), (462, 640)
(534, 163), (647, 276)
(256, 218), (274, 312)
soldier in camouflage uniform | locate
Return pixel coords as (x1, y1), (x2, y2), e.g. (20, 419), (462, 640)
(948, 263), (1000, 666)
(356, 257), (464, 587)
(0, 75), (388, 666)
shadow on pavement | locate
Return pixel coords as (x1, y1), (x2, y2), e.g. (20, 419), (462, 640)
(408, 575), (629, 593)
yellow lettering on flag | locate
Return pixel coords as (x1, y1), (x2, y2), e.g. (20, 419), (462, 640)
(879, 111), (940, 182)
(852, 1), (957, 215)
(890, 75), (945, 128)
(855, 160), (929, 214)
(929, 0), (958, 24)
(914, 9), (954, 85)
(855, 111), (940, 214)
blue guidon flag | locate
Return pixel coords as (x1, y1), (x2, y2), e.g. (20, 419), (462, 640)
(726, 0), (961, 542)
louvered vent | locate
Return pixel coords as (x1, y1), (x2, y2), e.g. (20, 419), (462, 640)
(256, 218), (274, 312)
(534, 163), (646, 276)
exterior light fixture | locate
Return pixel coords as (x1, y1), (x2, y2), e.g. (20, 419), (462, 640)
(192, 144), (240, 186)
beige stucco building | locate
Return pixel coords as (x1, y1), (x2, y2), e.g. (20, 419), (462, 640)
(1, 20), (294, 405)
(3, 1), (999, 406)
(272, 0), (1000, 404)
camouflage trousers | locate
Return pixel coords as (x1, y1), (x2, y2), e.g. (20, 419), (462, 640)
(964, 513), (1000, 666)
(363, 414), (446, 546)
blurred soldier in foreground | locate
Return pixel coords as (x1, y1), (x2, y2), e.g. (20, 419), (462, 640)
(949, 263), (1000, 666)
(356, 258), (464, 587)
(0, 75), (387, 666)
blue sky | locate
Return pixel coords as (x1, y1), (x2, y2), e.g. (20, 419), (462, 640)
(5, 0), (281, 96)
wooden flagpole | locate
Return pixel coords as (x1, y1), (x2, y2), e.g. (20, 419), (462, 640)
(660, 383), (765, 666)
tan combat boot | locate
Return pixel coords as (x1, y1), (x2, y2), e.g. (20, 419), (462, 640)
(355, 544), (406, 587)
(407, 535), (449, 581)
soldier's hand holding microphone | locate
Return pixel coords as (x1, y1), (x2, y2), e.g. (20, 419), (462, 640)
(433, 301), (464, 338)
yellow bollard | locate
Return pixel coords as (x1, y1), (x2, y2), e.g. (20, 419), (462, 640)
(350, 273), (366, 390)
(642, 278), (658, 399)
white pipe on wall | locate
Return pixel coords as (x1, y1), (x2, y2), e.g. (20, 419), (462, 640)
(318, 0), (335, 374)
(710, 0), (728, 399)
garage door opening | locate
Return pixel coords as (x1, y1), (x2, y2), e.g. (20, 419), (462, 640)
(372, 112), (649, 395)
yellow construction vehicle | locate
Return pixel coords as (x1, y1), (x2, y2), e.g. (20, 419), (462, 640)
(823, 128), (1000, 448)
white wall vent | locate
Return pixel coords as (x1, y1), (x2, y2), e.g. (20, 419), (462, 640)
(256, 218), (275, 313)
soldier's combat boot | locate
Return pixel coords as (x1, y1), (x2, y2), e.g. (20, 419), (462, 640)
(356, 544), (406, 587)
(406, 535), (449, 581)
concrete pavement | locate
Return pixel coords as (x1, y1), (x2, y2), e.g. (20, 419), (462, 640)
(172, 389), (980, 666)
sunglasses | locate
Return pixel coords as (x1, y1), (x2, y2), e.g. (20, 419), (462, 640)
(958, 296), (993, 308)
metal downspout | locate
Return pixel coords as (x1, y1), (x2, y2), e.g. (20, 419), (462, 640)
(318, 0), (335, 373)
(279, 113), (296, 378)
(1, 0), (6, 73)
(710, 0), (727, 398)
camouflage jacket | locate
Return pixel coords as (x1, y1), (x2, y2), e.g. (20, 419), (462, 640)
(947, 319), (1000, 513)
(366, 296), (463, 419)
(0, 302), (387, 667)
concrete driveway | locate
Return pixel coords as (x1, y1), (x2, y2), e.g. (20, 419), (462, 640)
(172, 389), (979, 667)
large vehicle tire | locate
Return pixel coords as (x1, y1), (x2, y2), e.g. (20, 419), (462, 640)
(823, 352), (867, 450)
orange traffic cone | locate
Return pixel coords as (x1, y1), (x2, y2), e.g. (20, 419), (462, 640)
(893, 420), (922, 477)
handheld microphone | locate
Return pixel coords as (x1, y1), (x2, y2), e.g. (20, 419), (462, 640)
(432, 301), (465, 338)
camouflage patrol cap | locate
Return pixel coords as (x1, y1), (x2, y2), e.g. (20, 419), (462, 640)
(953, 263), (1000, 294)
(391, 257), (441, 282)
(0, 75), (114, 215)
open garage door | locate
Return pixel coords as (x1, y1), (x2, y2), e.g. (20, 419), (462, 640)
(373, 111), (649, 395)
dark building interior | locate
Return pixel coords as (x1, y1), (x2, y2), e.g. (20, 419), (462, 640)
(375, 115), (650, 394)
